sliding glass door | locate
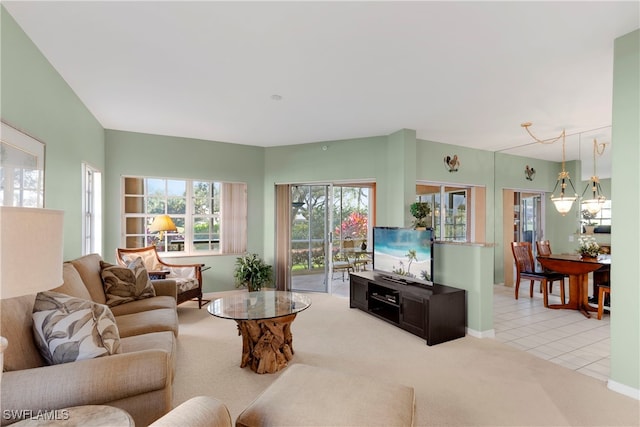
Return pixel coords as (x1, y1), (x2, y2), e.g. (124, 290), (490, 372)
(288, 183), (373, 296)
(290, 185), (331, 293)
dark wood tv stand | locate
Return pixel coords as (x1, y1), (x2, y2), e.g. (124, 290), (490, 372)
(349, 271), (466, 346)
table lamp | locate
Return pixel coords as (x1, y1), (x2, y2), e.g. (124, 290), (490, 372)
(0, 206), (65, 382)
(149, 214), (177, 247)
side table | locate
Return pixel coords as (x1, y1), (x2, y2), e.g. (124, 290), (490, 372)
(11, 405), (134, 427)
(148, 270), (170, 280)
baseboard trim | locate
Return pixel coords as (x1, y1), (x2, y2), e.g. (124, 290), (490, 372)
(608, 379), (640, 400)
(467, 328), (495, 339)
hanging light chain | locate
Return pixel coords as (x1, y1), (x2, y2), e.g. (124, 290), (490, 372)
(521, 122), (564, 145)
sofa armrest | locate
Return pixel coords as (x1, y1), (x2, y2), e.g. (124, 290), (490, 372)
(1, 350), (171, 425)
(152, 279), (178, 300)
(149, 396), (232, 427)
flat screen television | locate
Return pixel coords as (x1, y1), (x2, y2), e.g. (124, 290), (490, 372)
(372, 227), (434, 285)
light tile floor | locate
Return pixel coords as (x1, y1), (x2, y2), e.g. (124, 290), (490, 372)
(493, 283), (610, 382)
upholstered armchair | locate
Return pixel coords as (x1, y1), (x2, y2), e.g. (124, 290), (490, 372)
(116, 245), (205, 308)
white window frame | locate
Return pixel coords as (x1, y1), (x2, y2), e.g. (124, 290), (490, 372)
(82, 162), (102, 255)
(122, 176), (246, 256)
(1, 121), (45, 207)
(417, 181), (484, 243)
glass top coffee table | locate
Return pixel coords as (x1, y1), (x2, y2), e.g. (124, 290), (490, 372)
(207, 290), (311, 374)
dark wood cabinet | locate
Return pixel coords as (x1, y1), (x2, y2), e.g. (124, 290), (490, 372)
(349, 271), (466, 346)
(349, 274), (368, 310)
(399, 293), (425, 337)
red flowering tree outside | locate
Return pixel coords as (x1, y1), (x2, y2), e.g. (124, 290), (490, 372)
(335, 211), (368, 239)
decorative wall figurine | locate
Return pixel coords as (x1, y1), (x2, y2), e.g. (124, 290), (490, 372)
(444, 155), (460, 172)
(525, 165), (536, 181)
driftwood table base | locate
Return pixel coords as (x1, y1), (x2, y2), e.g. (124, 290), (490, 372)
(236, 313), (297, 374)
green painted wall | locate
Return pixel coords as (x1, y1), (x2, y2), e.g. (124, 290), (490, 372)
(387, 129), (417, 227)
(435, 243), (494, 333)
(262, 134), (389, 265)
(610, 29), (640, 394)
(104, 130), (266, 293)
(0, 8), (104, 260)
(416, 137), (496, 239)
(3, 5), (638, 396)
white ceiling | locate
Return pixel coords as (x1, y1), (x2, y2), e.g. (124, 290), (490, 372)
(4, 1), (639, 179)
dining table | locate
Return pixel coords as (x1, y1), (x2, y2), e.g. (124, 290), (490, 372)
(537, 253), (611, 318)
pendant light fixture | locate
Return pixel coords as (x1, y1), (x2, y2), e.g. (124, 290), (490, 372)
(581, 138), (607, 215)
(521, 122), (578, 215)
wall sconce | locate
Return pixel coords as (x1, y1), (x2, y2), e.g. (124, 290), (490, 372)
(581, 138), (607, 215)
(521, 122), (577, 215)
(444, 155), (460, 172)
(525, 165), (536, 181)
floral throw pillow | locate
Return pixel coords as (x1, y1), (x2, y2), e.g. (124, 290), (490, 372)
(100, 257), (156, 307)
(32, 291), (121, 365)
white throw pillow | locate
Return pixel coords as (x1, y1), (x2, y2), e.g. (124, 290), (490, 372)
(32, 291), (121, 365)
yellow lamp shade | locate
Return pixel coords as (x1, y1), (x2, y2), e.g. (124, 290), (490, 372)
(149, 215), (177, 233)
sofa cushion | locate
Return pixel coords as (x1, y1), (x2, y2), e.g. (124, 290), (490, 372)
(32, 291), (122, 365)
(70, 253), (107, 305)
(109, 295), (176, 316)
(115, 308), (179, 338)
(100, 258), (156, 307)
(0, 294), (45, 370)
(120, 330), (177, 375)
(174, 277), (200, 293)
(52, 262), (93, 301)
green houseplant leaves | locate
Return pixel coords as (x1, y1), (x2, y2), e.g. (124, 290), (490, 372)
(234, 253), (273, 292)
(409, 202), (430, 229)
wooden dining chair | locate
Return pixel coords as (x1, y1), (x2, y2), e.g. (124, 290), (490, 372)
(536, 240), (552, 257)
(511, 241), (565, 307)
(597, 283), (611, 320)
(535, 240), (566, 304)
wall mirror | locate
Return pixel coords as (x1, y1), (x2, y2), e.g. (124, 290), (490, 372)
(0, 121), (45, 207)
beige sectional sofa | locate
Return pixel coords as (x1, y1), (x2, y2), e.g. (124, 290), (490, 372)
(0, 254), (179, 426)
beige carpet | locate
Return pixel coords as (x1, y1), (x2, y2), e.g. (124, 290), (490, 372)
(174, 291), (639, 426)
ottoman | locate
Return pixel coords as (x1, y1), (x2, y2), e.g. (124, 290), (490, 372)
(236, 364), (415, 427)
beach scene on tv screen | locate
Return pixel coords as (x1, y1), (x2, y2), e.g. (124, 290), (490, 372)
(374, 228), (432, 282)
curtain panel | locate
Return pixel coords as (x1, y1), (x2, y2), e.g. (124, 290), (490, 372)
(221, 182), (247, 254)
(275, 184), (291, 291)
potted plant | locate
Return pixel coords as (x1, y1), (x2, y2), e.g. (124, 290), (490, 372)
(577, 235), (601, 259)
(234, 253), (273, 292)
(581, 210), (597, 234)
(409, 202), (431, 229)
